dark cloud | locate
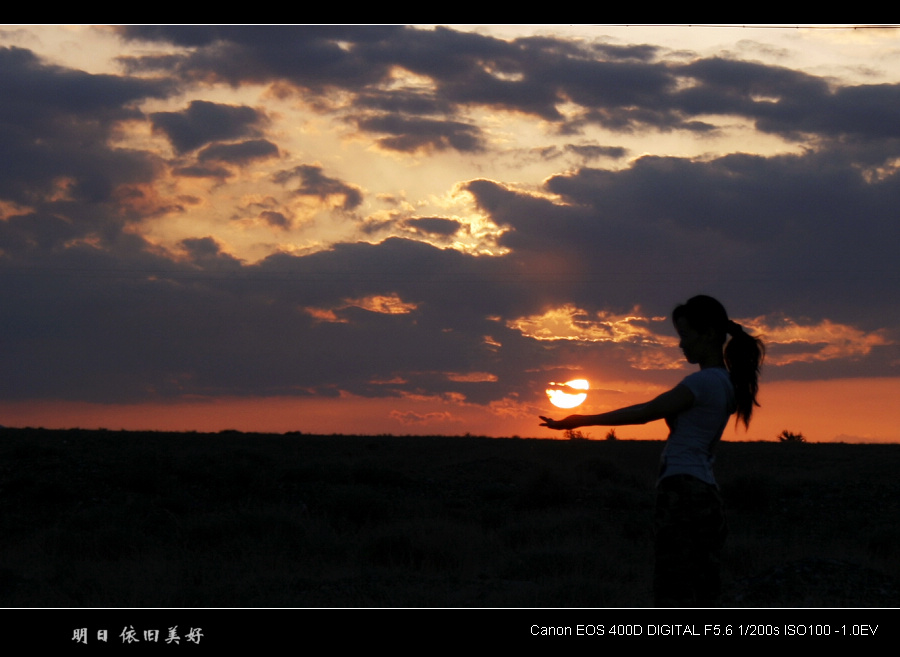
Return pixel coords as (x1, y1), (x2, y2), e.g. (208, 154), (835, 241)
(272, 164), (363, 210)
(151, 100), (266, 154)
(116, 24), (403, 50)
(0, 46), (169, 121)
(0, 210), (82, 253)
(564, 144), (629, 160)
(354, 88), (454, 116)
(180, 236), (243, 268)
(112, 26), (900, 152)
(0, 236), (539, 404)
(116, 25), (403, 91)
(674, 57), (900, 145)
(0, 46), (171, 206)
(197, 139), (279, 165)
(258, 210), (291, 230)
(355, 114), (485, 153)
(0, 45), (177, 269)
(173, 163), (233, 179)
(470, 148), (900, 332)
(403, 217), (464, 237)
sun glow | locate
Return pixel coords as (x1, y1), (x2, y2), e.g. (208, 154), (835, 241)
(546, 378), (589, 409)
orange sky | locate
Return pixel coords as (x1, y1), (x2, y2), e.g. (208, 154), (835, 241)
(3, 377), (897, 444)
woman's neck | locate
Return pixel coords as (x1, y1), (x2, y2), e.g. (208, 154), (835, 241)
(698, 353), (726, 370)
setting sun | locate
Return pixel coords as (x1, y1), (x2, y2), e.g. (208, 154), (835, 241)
(546, 379), (589, 409)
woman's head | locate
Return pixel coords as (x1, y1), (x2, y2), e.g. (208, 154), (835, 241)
(673, 295), (765, 429)
(672, 295), (729, 364)
(672, 295), (730, 341)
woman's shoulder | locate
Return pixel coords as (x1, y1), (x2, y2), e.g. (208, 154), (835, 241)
(683, 366), (729, 380)
(680, 367), (731, 394)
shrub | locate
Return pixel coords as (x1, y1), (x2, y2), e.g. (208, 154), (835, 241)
(778, 430), (806, 443)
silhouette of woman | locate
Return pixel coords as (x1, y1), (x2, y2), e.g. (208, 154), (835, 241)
(540, 295), (764, 607)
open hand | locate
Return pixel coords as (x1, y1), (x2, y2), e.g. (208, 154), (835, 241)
(539, 415), (575, 430)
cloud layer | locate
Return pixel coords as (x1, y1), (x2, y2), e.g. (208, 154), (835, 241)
(1, 26), (898, 434)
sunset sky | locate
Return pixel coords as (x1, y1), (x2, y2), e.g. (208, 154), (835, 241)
(2, 25), (899, 442)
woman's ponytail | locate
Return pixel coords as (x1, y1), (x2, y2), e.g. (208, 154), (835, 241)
(724, 320), (765, 429)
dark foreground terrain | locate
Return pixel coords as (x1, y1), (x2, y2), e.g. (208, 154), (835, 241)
(0, 427), (897, 607)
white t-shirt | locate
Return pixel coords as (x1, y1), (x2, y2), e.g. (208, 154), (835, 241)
(658, 367), (736, 486)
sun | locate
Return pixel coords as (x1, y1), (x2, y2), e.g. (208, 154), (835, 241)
(546, 379), (589, 409)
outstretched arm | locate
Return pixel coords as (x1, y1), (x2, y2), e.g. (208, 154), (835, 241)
(539, 383), (694, 431)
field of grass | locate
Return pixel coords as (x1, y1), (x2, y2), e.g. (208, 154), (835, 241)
(0, 427), (897, 607)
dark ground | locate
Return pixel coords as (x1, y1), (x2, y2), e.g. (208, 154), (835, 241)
(1, 427), (898, 608)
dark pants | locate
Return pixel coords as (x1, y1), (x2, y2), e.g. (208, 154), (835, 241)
(653, 474), (726, 607)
